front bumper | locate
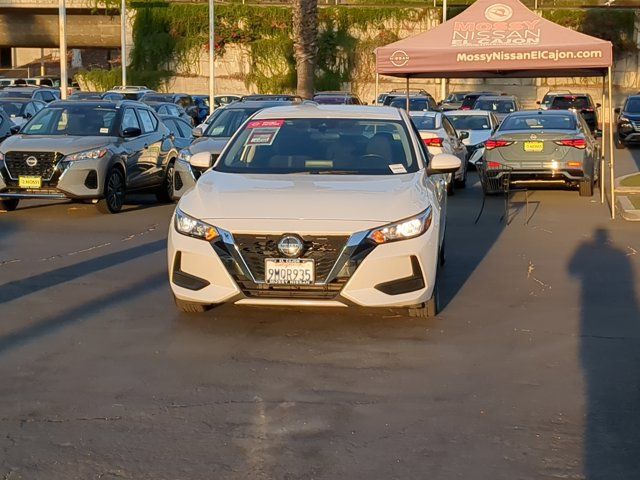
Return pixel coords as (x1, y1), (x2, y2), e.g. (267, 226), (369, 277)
(167, 220), (439, 308)
(488, 168), (587, 184)
(0, 153), (109, 200)
(173, 159), (200, 200)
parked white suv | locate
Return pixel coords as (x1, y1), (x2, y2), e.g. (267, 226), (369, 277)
(167, 104), (460, 317)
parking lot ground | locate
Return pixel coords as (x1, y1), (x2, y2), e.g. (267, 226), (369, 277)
(0, 149), (639, 479)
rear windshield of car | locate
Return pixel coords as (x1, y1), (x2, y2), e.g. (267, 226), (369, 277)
(143, 94), (169, 102)
(550, 96), (591, 110)
(474, 99), (515, 114)
(446, 93), (467, 102)
(446, 114), (492, 130)
(624, 98), (640, 114)
(313, 96), (350, 105)
(389, 98), (431, 111)
(461, 95), (481, 108)
(410, 115), (437, 130)
(204, 107), (261, 137)
(22, 105), (118, 136)
(0, 101), (27, 117)
(499, 114), (576, 131)
(215, 118), (418, 175)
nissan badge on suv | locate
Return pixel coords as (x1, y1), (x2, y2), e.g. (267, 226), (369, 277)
(0, 100), (178, 213)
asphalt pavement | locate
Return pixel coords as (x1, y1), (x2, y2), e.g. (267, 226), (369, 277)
(1, 148), (639, 479)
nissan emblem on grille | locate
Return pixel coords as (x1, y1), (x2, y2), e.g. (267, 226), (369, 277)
(277, 236), (303, 258)
(25, 156), (38, 167)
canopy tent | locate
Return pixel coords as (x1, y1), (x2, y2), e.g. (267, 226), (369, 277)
(375, 0), (616, 217)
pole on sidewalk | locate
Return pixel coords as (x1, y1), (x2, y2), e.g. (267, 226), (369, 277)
(600, 79), (605, 204)
(121, 0), (127, 87)
(440, 0), (447, 102)
(58, 0), (68, 99)
(209, 0), (216, 113)
(608, 66), (615, 219)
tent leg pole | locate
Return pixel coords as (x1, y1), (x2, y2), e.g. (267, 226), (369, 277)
(406, 77), (410, 112)
(608, 66), (615, 219)
(601, 78), (605, 204)
(375, 73), (379, 106)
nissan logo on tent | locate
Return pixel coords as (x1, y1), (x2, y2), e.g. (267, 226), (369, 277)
(484, 3), (513, 21)
(389, 50), (410, 67)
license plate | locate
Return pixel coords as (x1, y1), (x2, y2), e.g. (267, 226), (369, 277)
(265, 258), (315, 285)
(523, 141), (544, 153)
(19, 176), (42, 188)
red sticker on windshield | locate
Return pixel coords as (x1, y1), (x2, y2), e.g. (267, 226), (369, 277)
(247, 119), (285, 129)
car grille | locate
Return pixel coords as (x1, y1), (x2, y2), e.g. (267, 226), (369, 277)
(4, 151), (60, 180)
(631, 120), (640, 132)
(233, 234), (348, 283)
(234, 278), (349, 299)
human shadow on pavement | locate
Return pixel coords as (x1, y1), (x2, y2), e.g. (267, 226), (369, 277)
(568, 228), (640, 479)
(0, 239), (165, 305)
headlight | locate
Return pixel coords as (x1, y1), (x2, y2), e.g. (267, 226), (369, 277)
(174, 208), (218, 241)
(368, 207), (433, 244)
(0, 152), (4, 161)
(177, 149), (192, 164)
(65, 148), (108, 161)
(619, 116), (630, 124)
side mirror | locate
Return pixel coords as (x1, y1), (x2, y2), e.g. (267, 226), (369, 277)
(122, 127), (142, 138)
(190, 151), (212, 169)
(536, 101), (541, 105)
(192, 127), (204, 138)
(615, 107), (621, 114)
(428, 153), (461, 175)
(9, 125), (20, 134)
(459, 131), (470, 140)
(25, 112), (33, 119)
(596, 103), (601, 108)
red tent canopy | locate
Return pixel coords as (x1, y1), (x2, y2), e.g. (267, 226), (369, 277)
(375, 0), (613, 78)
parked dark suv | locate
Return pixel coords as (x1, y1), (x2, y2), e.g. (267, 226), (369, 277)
(549, 93), (600, 133)
(615, 95), (640, 148)
(0, 100), (178, 213)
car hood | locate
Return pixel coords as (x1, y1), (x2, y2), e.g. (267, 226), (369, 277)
(0, 135), (118, 154)
(461, 130), (492, 146)
(180, 171), (428, 224)
(621, 112), (640, 121)
(188, 136), (230, 155)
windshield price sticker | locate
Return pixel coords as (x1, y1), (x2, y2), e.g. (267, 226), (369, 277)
(389, 164), (407, 174)
(246, 128), (279, 146)
(247, 119), (285, 129)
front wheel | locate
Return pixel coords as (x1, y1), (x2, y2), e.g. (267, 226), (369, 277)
(96, 167), (125, 214)
(408, 277), (439, 318)
(156, 160), (175, 203)
(174, 295), (214, 314)
(615, 134), (627, 150)
(0, 198), (19, 211)
(579, 177), (594, 197)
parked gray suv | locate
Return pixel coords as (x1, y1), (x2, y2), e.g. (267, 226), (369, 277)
(0, 100), (178, 213)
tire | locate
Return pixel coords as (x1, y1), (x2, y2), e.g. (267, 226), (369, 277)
(439, 238), (446, 267)
(174, 295), (213, 313)
(96, 167), (125, 214)
(615, 134), (626, 150)
(0, 198), (19, 211)
(156, 160), (175, 203)
(408, 276), (439, 318)
(446, 178), (455, 196)
(579, 177), (594, 197)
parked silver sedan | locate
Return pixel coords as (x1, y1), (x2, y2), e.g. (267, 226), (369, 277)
(483, 110), (600, 197)
(444, 110), (499, 165)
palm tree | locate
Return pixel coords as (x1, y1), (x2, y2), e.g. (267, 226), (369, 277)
(292, 0), (318, 99)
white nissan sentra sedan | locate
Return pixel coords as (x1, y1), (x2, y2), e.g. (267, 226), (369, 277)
(167, 104), (460, 317)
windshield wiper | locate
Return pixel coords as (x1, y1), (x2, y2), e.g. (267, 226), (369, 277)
(307, 170), (361, 175)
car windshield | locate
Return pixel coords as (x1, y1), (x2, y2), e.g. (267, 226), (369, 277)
(447, 114), (492, 130)
(0, 91), (30, 99)
(446, 93), (466, 102)
(500, 114), (576, 131)
(204, 108), (261, 137)
(0, 101), (27, 117)
(475, 100), (515, 114)
(143, 94), (169, 102)
(551, 96), (590, 110)
(410, 115), (437, 130)
(215, 118), (418, 175)
(389, 98), (430, 111)
(624, 98), (640, 113)
(22, 105), (118, 136)
(460, 95), (480, 108)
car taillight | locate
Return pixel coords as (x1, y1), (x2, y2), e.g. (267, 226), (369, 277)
(487, 161), (502, 169)
(555, 139), (586, 149)
(423, 137), (443, 147)
(485, 139), (513, 150)
(460, 106), (471, 110)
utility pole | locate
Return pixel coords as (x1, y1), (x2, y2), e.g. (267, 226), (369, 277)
(121, 0), (127, 86)
(209, 0), (215, 112)
(58, 0), (68, 99)
(440, 0), (447, 102)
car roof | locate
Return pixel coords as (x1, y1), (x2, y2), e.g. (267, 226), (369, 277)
(508, 109), (577, 117)
(409, 111), (439, 117)
(476, 95), (516, 101)
(253, 104), (403, 120)
(47, 99), (146, 109)
(0, 97), (32, 103)
(444, 109), (492, 116)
